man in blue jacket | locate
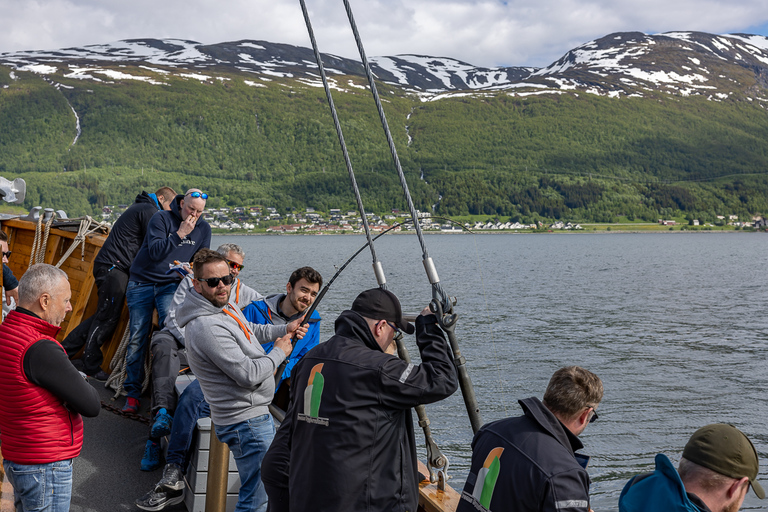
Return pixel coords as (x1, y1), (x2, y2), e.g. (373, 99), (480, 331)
(61, 187), (175, 379)
(457, 366), (603, 512)
(619, 423), (763, 512)
(122, 189), (211, 413)
(242, 266), (322, 405)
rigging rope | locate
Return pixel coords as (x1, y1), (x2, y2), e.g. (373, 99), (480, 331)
(298, 0), (386, 288)
(339, 0), (450, 304)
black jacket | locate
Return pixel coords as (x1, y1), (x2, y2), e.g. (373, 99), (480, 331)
(456, 397), (592, 512)
(94, 192), (159, 273)
(263, 310), (458, 512)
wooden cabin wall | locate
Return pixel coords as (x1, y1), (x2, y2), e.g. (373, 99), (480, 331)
(1, 219), (126, 372)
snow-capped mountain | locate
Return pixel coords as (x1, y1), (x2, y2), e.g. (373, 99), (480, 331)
(2, 31), (767, 101)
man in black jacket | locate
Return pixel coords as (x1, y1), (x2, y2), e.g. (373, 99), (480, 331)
(62, 187), (175, 378)
(457, 366), (603, 512)
(262, 288), (459, 512)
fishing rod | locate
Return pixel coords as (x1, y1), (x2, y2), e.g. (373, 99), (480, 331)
(272, 219), (420, 387)
(338, 0), (484, 438)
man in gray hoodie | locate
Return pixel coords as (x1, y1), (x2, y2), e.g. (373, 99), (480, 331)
(178, 248), (302, 512)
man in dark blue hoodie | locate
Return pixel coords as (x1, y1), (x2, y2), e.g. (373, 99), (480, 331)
(62, 187), (176, 379)
(122, 189), (211, 413)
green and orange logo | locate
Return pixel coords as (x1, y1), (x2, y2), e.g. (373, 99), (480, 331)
(463, 447), (504, 510)
(298, 363), (329, 426)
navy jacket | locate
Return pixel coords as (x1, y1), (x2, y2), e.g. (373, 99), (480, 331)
(129, 194), (211, 284)
(263, 311), (458, 512)
(457, 397), (592, 512)
(95, 192), (160, 273)
(3, 264), (18, 291)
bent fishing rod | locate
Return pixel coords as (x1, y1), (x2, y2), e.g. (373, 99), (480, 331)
(272, 219), (417, 387)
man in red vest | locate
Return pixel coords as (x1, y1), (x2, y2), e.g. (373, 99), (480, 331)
(0, 263), (101, 512)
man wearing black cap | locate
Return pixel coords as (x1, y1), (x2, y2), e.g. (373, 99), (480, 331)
(262, 287), (459, 512)
(619, 423), (764, 512)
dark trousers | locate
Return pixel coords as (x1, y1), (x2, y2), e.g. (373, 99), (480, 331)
(61, 263), (129, 375)
(150, 329), (185, 415)
(264, 484), (289, 512)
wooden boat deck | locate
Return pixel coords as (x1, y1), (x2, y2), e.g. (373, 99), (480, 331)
(0, 216), (461, 512)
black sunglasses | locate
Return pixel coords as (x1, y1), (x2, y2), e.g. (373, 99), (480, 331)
(589, 408), (599, 423)
(197, 274), (234, 288)
(2, 251), (10, 258)
(186, 191), (208, 199)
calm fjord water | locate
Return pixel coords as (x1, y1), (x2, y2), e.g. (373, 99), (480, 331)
(216, 232), (768, 511)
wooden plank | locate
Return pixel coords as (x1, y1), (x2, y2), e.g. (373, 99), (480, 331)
(418, 461), (462, 512)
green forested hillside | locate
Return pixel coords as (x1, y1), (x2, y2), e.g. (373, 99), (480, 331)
(1, 64), (767, 222)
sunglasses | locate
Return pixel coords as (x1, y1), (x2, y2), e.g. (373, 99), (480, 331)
(227, 260), (244, 272)
(186, 191), (209, 199)
(2, 251), (10, 258)
(386, 321), (400, 333)
(197, 274), (234, 288)
(589, 408), (599, 424)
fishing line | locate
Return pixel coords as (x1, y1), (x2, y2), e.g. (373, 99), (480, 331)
(338, 0), (448, 302)
(297, 0), (385, 288)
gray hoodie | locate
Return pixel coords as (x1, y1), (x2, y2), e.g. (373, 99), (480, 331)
(177, 286), (286, 426)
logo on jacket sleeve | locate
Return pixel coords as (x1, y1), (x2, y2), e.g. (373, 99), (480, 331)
(298, 363), (329, 426)
(460, 447), (504, 511)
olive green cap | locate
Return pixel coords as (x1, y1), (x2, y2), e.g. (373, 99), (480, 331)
(683, 423), (764, 499)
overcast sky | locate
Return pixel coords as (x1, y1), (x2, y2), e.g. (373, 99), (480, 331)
(2, 0), (768, 68)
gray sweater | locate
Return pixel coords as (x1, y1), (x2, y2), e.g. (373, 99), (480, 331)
(178, 286), (286, 426)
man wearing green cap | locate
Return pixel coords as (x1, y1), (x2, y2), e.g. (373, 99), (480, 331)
(619, 423), (764, 512)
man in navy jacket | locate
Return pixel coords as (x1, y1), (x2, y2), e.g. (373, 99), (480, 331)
(262, 288), (458, 512)
(62, 187), (175, 379)
(122, 189), (211, 413)
(457, 366), (603, 512)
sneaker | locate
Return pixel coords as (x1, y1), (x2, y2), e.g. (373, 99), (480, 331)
(141, 440), (162, 472)
(122, 397), (140, 414)
(135, 486), (184, 511)
(88, 370), (110, 382)
(158, 463), (185, 491)
(150, 408), (173, 438)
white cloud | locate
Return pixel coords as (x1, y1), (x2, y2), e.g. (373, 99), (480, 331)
(0, 0), (767, 67)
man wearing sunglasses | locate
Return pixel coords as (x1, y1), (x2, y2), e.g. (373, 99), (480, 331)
(138, 243), (271, 472)
(456, 366), (603, 512)
(262, 288), (458, 512)
(179, 249), (305, 512)
(122, 189), (211, 415)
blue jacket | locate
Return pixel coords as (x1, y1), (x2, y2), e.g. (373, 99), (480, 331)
(128, 194), (211, 284)
(241, 294), (320, 391)
(619, 454), (709, 512)
(3, 264), (18, 291)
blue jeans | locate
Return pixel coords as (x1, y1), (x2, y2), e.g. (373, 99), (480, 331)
(3, 459), (73, 512)
(215, 414), (275, 512)
(166, 380), (211, 468)
(124, 281), (177, 399)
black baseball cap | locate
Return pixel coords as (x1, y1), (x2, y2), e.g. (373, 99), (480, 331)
(351, 288), (415, 335)
(683, 423), (764, 499)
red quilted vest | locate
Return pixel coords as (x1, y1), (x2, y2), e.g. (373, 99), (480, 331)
(0, 310), (84, 464)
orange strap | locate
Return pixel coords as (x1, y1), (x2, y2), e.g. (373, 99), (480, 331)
(222, 304), (252, 342)
(234, 279), (241, 304)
